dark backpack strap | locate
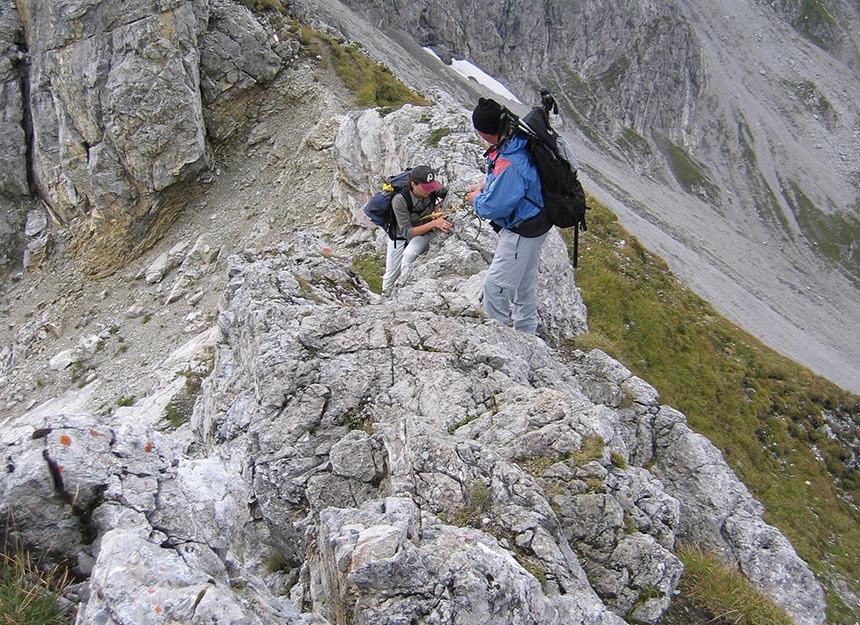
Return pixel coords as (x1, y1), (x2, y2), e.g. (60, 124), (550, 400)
(387, 188), (414, 241)
(400, 187), (414, 213)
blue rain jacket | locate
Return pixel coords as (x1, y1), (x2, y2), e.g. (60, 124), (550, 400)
(474, 136), (543, 230)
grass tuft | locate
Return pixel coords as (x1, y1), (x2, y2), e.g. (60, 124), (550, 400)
(300, 28), (429, 109)
(0, 549), (70, 625)
(352, 252), (384, 294)
(678, 545), (793, 625)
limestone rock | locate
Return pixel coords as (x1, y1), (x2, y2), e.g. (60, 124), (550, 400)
(4, 0), (289, 274)
(0, 1), (27, 197)
(0, 228), (827, 624)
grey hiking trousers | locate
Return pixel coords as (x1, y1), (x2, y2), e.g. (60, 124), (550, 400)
(382, 234), (430, 291)
(483, 229), (549, 334)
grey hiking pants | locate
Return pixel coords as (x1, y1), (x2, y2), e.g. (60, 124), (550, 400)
(483, 229), (549, 334)
(382, 234), (430, 291)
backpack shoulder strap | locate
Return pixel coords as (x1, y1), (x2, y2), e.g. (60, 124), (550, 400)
(398, 186), (414, 212)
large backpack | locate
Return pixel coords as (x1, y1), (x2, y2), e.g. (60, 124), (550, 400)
(362, 169), (414, 241)
(514, 96), (590, 266)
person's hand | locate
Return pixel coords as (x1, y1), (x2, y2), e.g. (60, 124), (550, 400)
(465, 183), (484, 206)
(435, 217), (453, 233)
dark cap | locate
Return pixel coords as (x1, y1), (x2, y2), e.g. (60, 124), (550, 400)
(410, 165), (442, 193)
(472, 97), (505, 134)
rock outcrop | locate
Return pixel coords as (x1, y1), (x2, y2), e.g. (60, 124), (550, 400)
(2, 0), (288, 275)
(0, 0), (27, 198)
(0, 219), (825, 623)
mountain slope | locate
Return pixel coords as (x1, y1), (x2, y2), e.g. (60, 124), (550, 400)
(0, 2), (855, 623)
(294, 0), (860, 394)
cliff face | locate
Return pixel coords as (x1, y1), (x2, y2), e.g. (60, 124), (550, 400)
(1, 0), (288, 275)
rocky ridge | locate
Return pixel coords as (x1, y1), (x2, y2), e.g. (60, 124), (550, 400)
(0, 0), (842, 623)
(295, 0), (860, 395)
(0, 224), (826, 624)
(1, 81), (827, 623)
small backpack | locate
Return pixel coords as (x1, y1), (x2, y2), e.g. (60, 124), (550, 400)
(514, 94), (590, 266)
(362, 169), (414, 241)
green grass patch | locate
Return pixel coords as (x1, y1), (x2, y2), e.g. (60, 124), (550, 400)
(514, 552), (548, 588)
(616, 127), (653, 163)
(518, 453), (570, 476)
(677, 545), (794, 625)
(598, 57), (630, 90)
(352, 252), (384, 294)
(0, 549), (70, 625)
(780, 177), (860, 283)
(574, 435), (605, 465)
(426, 127), (451, 147)
(737, 120), (792, 232)
(302, 29), (429, 109)
(657, 135), (720, 203)
(566, 199), (860, 623)
(238, 0), (286, 12)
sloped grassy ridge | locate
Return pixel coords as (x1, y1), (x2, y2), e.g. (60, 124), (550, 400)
(566, 200), (860, 623)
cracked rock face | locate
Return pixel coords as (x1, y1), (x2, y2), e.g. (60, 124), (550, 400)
(3, 0), (288, 275)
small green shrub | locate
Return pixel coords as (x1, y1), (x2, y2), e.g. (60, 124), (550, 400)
(352, 252), (384, 294)
(165, 403), (186, 429)
(466, 478), (493, 513)
(69, 358), (96, 388)
(264, 551), (291, 574)
(453, 478), (493, 528)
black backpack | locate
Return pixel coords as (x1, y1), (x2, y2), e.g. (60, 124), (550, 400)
(514, 94), (590, 266)
(362, 169), (414, 241)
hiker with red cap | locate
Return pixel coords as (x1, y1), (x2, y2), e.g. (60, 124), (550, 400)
(382, 165), (452, 295)
(466, 97), (552, 335)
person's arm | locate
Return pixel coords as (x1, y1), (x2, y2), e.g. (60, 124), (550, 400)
(393, 192), (451, 239)
(471, 162), (527, 220)
(391, 193), (414, 239)
(411, 216), (452, 237)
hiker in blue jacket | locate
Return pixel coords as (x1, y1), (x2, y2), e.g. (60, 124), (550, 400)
(382, 165), (452, 295)
(466, 97), (552, 335)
